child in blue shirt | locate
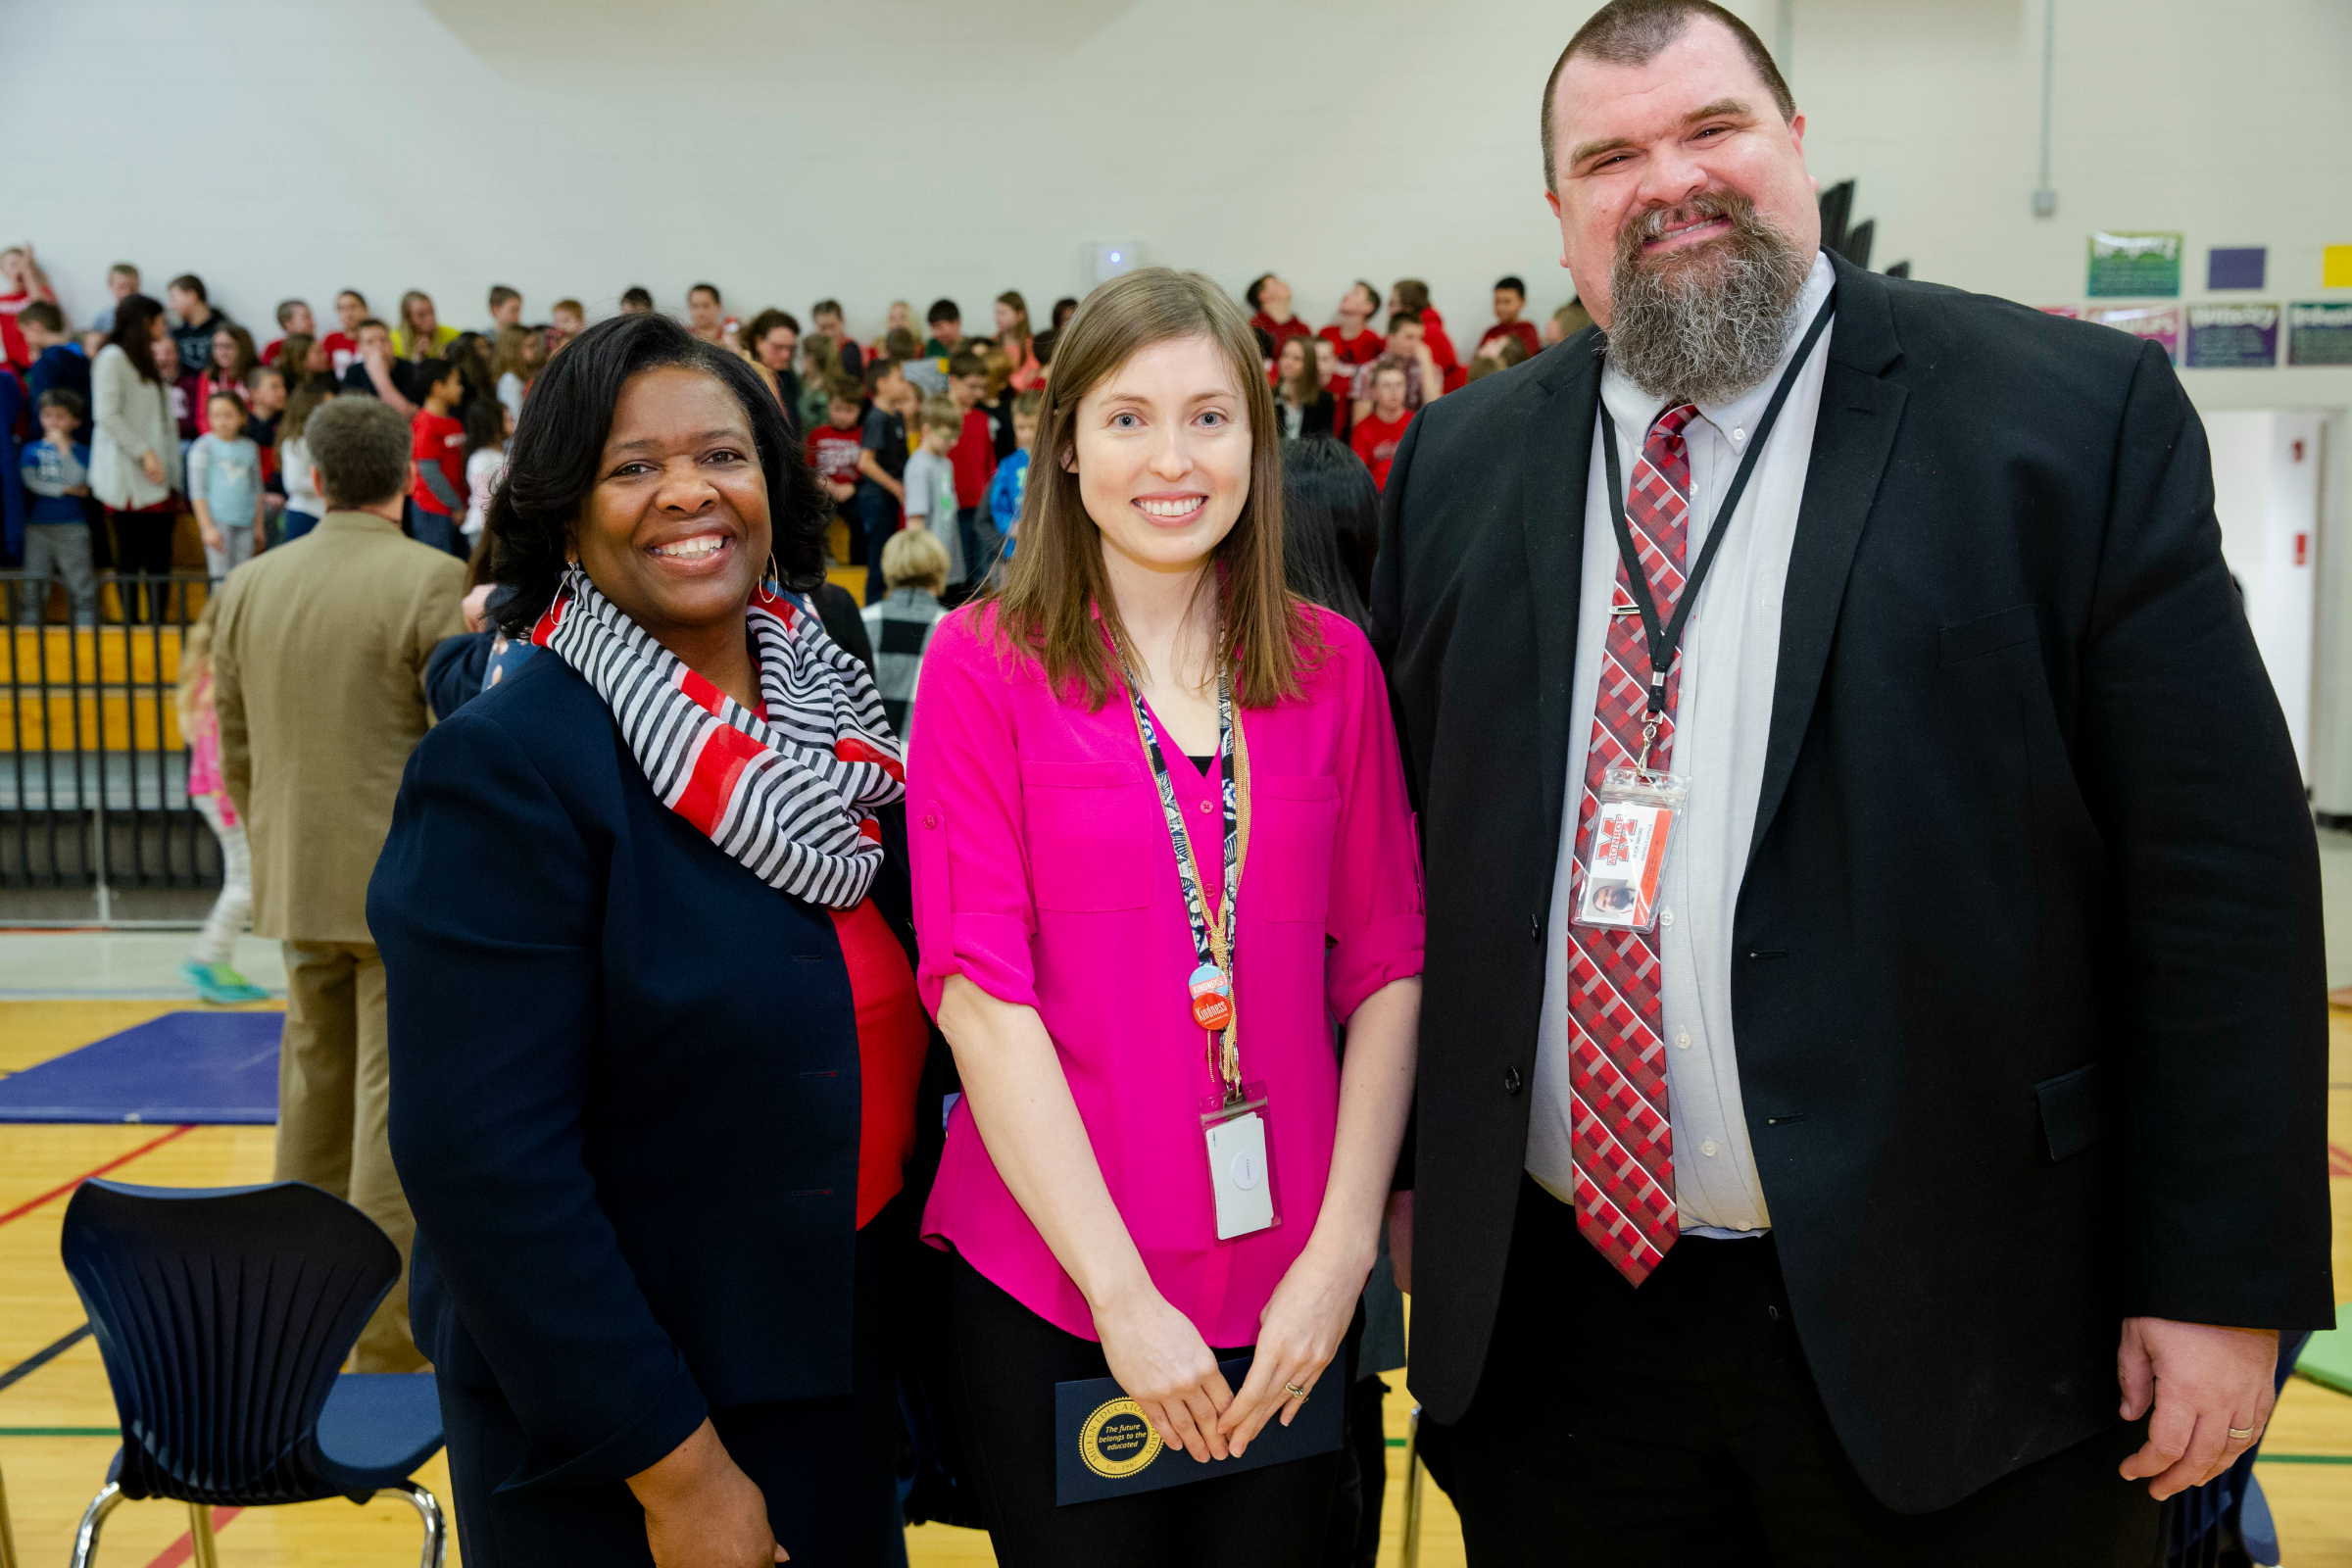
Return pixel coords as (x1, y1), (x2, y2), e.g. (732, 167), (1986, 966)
(986, 387), (1042, 565)
(18, 390), (97, 624)
(188, 392), (266, 581)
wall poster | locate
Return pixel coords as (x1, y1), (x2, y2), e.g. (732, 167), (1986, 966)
(2287, 303), (2352, 367)
(2087, 231), (2182, 297)
(2091, 304), (2181, 363)
(2184, 304), (2279, 368)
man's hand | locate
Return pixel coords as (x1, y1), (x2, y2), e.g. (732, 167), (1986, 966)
(2116, 1317), (2279, 1499)
(627, 1418), (787, 1564)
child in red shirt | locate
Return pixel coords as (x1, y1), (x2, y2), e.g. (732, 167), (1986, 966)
(807, 376), (867, 510)
(408, 360), (468, 555)
(1350, 363), (1413, 490)
(1478, 275), (1544, 361)
(1319, 280), (1385, 382)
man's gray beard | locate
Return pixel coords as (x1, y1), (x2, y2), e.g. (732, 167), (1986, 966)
(1600, 202), (1811, 407)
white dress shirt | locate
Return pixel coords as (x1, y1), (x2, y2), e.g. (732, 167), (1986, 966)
(1525, 252), (1836, 1237)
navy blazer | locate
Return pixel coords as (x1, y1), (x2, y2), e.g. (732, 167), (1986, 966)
(369, 648), (923, 1494)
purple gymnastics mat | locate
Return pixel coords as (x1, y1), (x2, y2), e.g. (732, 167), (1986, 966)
(0, 1010), (280, 1123)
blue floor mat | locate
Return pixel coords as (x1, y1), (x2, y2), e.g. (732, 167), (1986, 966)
(0, 1010), (279, 1123)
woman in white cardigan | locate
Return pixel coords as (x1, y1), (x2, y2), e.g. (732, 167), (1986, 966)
(89, 293), (183, 621)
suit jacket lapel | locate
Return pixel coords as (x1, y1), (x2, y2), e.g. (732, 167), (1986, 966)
(1522, 335), (1603, 847)
(1748, 256), (1908, 862)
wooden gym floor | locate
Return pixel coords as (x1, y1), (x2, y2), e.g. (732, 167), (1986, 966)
(0, 978), (2344, 1564)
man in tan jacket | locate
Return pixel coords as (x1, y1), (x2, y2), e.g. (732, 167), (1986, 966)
(214, 397), (466, 1371)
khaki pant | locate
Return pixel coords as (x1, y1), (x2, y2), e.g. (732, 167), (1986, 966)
(276, 939), (423, 1372)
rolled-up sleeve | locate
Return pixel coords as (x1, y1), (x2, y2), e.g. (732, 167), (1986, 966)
(906, 612), (1039, 1016)
(1322, 625), (1425, 1023)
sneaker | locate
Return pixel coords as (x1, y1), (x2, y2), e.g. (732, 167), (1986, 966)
(179, 959), (270, 1005)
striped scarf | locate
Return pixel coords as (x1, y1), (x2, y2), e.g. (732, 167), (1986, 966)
(531, 564), (906, 908)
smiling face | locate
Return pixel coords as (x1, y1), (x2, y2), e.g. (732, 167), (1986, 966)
(212, 329), (238, 373)
(1068, 335), (1250, 580)
(756, 325), (796, 373)
(1544, 17), (1818, 328)
(572, 365), (770, 654)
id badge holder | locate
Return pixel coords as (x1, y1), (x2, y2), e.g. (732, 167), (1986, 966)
(1200, 1082), (1280, 1243)
(1571, 767), (1689, 934)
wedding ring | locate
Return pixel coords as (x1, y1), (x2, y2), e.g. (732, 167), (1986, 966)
(2228, 1425), (2256, 1441)
(1284, 1381), (1308, 1401)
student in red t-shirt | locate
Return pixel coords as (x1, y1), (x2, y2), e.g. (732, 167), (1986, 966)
(1350, 362), (1413, 491)
(407, 359), (469, 556)
(1246, 273), (1313, 365)
(323, 290), (367, 377)
(806, 373), (868, 512)
(1478, 275), (1544, 362)
(1319, 279), (1386, 376)
(1391, 278), (1462, 392)
(945, 349), (1003, 595)
(263, 299), (317, 366)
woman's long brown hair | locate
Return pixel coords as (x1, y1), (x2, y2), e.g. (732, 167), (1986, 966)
(984, 268), (1312, 710)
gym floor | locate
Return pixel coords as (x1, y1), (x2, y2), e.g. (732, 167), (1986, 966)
(0, 930), (2342, 1566)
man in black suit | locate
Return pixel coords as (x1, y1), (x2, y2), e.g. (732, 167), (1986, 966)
(1372, 1), (2333, 1560)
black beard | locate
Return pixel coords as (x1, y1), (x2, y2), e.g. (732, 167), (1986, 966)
(1600, 192), (1811, 406)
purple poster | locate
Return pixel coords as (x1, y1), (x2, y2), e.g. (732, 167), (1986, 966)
(2090, 304), (2180, 364)
(2185, 304), (2279, 368)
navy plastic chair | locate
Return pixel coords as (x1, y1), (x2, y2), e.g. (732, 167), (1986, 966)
(58, 1179), (447, 1568)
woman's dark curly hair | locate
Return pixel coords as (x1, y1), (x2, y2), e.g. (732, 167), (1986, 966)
(484, 312), (829, 637)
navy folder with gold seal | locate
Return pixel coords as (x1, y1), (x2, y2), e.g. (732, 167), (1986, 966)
(1054, 1353), (1345, 1505)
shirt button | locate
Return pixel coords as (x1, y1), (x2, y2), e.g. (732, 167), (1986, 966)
(1732, 428), (1746, 441)
(1700, 1139), (1718, 1156)
(922, 811), (939, 829)
(1659, 906), (1675, 928)
(1198, 800), (1213, 815)
(1675, 1031), (1690, 1050)
(1502, 1066), (1524, 1096)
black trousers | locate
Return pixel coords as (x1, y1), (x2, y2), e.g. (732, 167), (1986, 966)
(107, 508), (176, 621)
(1419, 1177), (2162, 1567)
(947, 1250), (1350, 1567)
(436, 1225), (900, 1568)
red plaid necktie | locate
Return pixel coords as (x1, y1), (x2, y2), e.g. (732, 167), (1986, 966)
(1565, 402), (1698, 1285)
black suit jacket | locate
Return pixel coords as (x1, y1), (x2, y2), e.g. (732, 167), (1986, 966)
(370, 651), (932, 1494)
(1370, 255), (2332, 1512)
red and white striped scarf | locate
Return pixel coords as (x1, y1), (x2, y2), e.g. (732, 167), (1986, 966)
(532, 564), (906, 908)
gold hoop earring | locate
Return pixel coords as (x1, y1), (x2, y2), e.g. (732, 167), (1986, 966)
(765, 553), (782, 591)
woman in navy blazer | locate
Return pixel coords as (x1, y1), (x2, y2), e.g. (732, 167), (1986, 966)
(371, 314), (930, 1565)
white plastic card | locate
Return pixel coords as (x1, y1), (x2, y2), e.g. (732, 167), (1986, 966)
(1204, 1110), (1276, 1241)
(1572, 767), (1690, 934)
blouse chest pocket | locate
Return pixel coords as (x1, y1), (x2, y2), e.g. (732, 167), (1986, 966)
(1022, 760), (1152, 911)
(1250, 774), (1339, 923)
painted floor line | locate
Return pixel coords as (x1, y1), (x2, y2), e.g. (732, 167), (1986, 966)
(0, 1122), (196, 1228)
(142, 1506), (244, 1568)
(0, 1425), (119, 1437)
(0, 989), (283, 1002)
(0, 1322), (92, 1395)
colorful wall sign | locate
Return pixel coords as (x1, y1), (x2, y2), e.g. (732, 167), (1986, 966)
(2326, 246), (2352, 289)
(2184, 304), (2279, 368)
(2091, 304), (2180, 363)
(2208, 247), (2267, 290)
(2087, 231), (2182, 297)
(2287, 303), (2352, 366)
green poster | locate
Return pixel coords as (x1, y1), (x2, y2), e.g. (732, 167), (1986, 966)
(2087, 231), (2182, 297)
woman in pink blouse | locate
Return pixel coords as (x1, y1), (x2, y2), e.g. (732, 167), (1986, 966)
(907, 268), (1424, 1564)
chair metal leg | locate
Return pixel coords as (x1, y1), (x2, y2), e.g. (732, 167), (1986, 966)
(0, 1459), (17, 1568)
(186, 1503), (220, 1568)
(377, 1482), (448, 1568)
(70, 1484), (125, 1568)
(1399, 1403), (1426, 1568)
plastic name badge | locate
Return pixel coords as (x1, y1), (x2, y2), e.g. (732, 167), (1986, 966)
(1572, 767), (1689, 934)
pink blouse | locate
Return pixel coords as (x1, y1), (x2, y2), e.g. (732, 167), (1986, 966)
(909, 604), (1424, 1347)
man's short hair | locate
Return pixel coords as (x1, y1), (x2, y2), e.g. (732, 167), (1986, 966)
(882, 526), (953, 595)
(1393, 279), (1432, 315)
(275, 299), (306, 327)
(552, 297), (584, 318)
(169, 273), (208, 303)
(1012, 388), (1045, 419)
(946, 350), (986, 380)
(1388, 310), (1425, 334)
(824, 372), (864, 405)
(1373, 362), (1411, 385)
(355, 317), (391, 336)
(19, 299), (64, 333)
(926, 298), (960, 326)
(306, 397), (413, 510)
(1495, 274), (1528, 296)
(108, 263), (139, 281)
(1541, 0), (1793, 189)
(688, 282), (721, 304)
(811, 298), (844, 319)
(862, 358), (906, 396)
(488, 285), (520, 311)
(37, 388), (86, 421)
(920, 396), (964, 436)
(619, 286), (655, 310)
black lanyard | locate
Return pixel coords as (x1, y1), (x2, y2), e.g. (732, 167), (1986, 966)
(1598, 294), (1838, 756)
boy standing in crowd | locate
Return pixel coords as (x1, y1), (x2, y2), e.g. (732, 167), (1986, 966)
(407, 359), (467, 554)
(807, 374), (866, 513)
(946, 350), (1001, 591)
(90, 262), (139, 334)
(923, 299), (962, 358)
(17, 390), (96, 623)
(341, 318), (419, 416)
(549, 298), (585, 350)
(988, 386), (1041, 559)
(487, 285), (522, 331)
(902, 395), (966, 590)
(1479, 275), (1542, 359)
(19, 301), (91, 440)
(213, 395), (466, 1376)
(1350, 362), (1412, 490)
(858, 526), (952, 738)
(167, 273), (225, 379)
(856, 359), (912, 606)
(189, 391), (267, 580)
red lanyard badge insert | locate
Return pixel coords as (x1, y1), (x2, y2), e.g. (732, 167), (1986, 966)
(1124, 658), (1279, 1242)
(1573, 297), (1835, 934)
